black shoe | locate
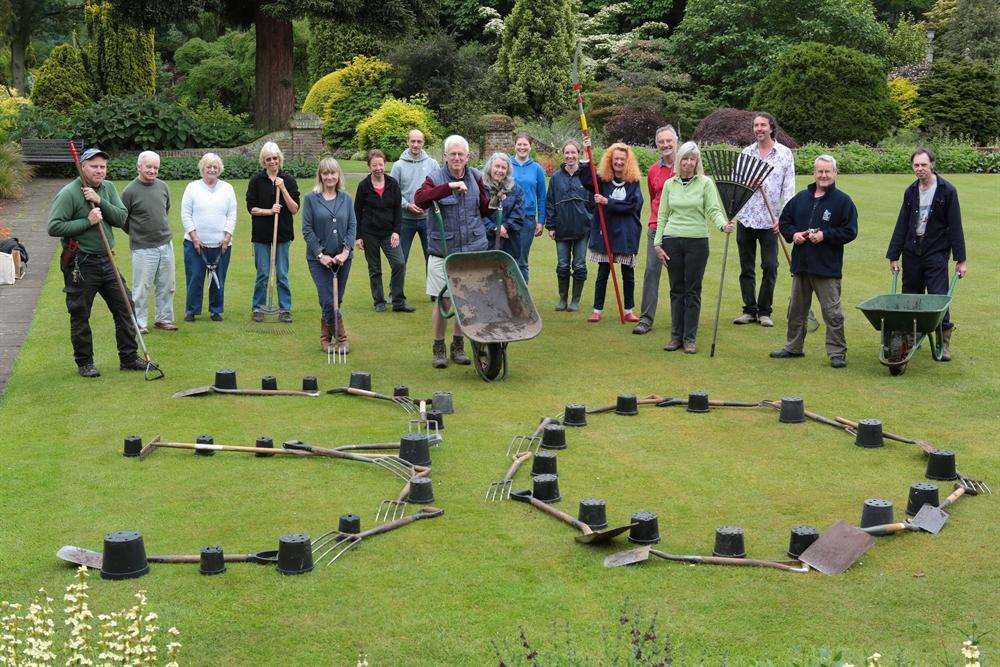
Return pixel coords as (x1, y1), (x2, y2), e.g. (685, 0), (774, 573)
(184, 313), (196, 322)
(770, 349), (805, 358)
(78, 363), (101, 378)
(632, 320), (652, 335)
(830, 355), (847, 368)
(210, 313), (223, 322)
(393, 303), (416, 313)
(120, 357), (147, 371)
(374, 303), (387, 312)
(278, 310), (293, 323)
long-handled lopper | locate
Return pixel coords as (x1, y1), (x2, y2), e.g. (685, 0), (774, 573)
(67, 141), (163, 380)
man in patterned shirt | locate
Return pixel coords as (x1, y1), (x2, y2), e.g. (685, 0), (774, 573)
(732, 112), (796, 328)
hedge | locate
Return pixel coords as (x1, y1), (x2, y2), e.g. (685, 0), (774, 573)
(103, 156), (322, 181)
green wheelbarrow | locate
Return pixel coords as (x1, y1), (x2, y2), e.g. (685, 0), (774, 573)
(856, 271), (960, 376)
(433, 204), (542, 381)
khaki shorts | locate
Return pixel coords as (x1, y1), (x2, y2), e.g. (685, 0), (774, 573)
(426, 255), (450, 298)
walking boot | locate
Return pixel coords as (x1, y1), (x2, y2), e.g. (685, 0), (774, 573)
(939, 327), (952, 362)
(555, 275), (569, 311)
(568, 279), (585, 312)
(320, 318), (333, 353)
(451, 336), (471, 365)
(432, 339), (448, 369)
(335, 315), (349, 355)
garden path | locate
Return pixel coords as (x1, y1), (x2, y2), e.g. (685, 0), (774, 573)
(0, 178), (63, 396)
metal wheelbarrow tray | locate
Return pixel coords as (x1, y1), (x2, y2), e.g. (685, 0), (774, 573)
(442, 250), (542, 381)
(856, 272), (959, 376)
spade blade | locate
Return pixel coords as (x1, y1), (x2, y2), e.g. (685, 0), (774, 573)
(910, 503), (949, 534)
(172, 385), (215, 398)
(575, 523), (638, 545)
(798, 520), (875, 575)
(57, 546), (103, 569)
(603, 545), (652, 568)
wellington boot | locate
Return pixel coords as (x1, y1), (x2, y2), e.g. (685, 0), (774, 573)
(320, 318), (333, 353)
(555, 275), (569, 311)
(939, 327), (952, 362)
(334, 315), (349, 355)
(568, 279), (586, 312)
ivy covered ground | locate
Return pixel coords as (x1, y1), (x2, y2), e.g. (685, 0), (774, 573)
(0, 175), (996, 664)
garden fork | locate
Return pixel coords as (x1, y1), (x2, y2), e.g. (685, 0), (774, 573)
(486, 451), (532, 502)
(408, 409), (441, 444)
(313, 507), (445, 565)
(328, 269), (347, 365)
(375, 468), (429, 524)
(505, 417), (557, 457)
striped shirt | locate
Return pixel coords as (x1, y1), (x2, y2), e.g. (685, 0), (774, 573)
(736, 142), (796, 230)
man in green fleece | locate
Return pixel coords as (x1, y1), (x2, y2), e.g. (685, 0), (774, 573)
(47, 147), (142, 378)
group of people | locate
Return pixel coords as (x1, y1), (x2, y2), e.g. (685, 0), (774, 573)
(46, 114), (967, 377)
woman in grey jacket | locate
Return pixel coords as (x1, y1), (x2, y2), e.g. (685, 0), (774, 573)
(301, 157), (356, 354)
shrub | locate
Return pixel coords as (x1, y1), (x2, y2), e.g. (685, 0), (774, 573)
(356, 97), (441, 160)
(692, 108), (801, 148)
(792, 139), (992, 174)
(82, 1), (156, 99)
(0, 89), (31, 138)
(187, 101), (259, 147)
(103, 155), (319, 181)
(888, 77), (921, 130)
(919, 60), (1000, 144)
(307, 18), (384, 83)
(320, 56), (395, 149)
(0, 142), (33, 199)
(173, 31), (255, 116)
(604, 109), (667, 147)
(2, 105), (75, 141)
(751, 42), (898, 145)
(887, 14), (929, 67)
(31, 44), (93, 114)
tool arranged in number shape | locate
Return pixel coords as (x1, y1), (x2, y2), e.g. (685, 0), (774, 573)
(327, 386), (418, 413)
(57, 545), (278, 569)
(603, 546), (809, 573)
(311, 506), (444, 565)
(509, 489), (637, 545)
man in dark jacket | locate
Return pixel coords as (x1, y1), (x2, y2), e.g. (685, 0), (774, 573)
(886, 148), (966, 361)
(770, 155), (858, 368)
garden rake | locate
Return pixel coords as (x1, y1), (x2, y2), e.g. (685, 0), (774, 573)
(486, 451), (532, 502)
(375, 467), (430, 524)
(328, 267), (346, 364)
(701, 147), (774, 357)
(506, 417), (558, 457)
(312, 506), (444, 566)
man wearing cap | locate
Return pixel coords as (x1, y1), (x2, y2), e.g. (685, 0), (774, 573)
(48, 147), (142, 377)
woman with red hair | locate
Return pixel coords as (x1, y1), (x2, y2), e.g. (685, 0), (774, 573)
(581, 141), (644, 322)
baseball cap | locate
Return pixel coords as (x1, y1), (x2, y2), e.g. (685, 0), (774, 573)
(79, 147), (110, 163)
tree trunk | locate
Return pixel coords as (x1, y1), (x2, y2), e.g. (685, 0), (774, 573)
(254, 3), (295, 132)
(10, 36), (27, 93)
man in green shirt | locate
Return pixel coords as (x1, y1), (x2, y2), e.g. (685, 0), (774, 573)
(122, 151), (176, 333)
(47, 148), (142, 377)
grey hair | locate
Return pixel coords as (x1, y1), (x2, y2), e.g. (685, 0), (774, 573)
(313, 157), (344, 194)
(259, 141), (284, 168)
(674, 141), (704, 176)
(198, 152), (223, 175)
(814, 154), (838, 171)
(137, 150), (160, 169)
(443, 134), (469, 154)
(655, 125), (679, 141)
(482, 152), (515, 193)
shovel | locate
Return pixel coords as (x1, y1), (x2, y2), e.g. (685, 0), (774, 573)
(509, 489), (637, 545)
(603, 546), (809, 573)
(797, 520), (875, 575)
(172, 385), (320, 398)
(57, 545), (278, 569)
(909, 482), (979, 535)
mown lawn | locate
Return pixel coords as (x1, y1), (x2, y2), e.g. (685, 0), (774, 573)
(0, 174), (997, 665)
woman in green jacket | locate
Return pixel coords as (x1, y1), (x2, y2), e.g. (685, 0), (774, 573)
(653, 141), (733, 354)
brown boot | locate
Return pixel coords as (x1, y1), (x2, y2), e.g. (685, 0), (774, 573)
(939, 327), (952, 362)
(450, 336), (471, 365)
(432, 339), (448, 369)
(320, 318), (333, 353)
(335, 315), (349, 355)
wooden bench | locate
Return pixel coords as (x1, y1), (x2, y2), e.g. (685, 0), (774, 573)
(20, 139), (85, 165)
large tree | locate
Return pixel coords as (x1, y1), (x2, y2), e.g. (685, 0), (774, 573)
(2, 0), (78, 92)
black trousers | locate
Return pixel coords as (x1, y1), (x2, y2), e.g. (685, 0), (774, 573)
(901, 250), (953, 329)
(361, 233), (406, 308)
(736, 225), (778, 317)
(593, 262), (635, 310)
(63, 253), (138, 367)
(663, 236), (709, 343)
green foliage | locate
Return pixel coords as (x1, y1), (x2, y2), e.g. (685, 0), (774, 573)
(0, 88), (31, 137)
(889, 77), (922, 130)
(0, 141), (33, 199)
(439, 0), (514, 40)
(751, 42), (899, 145)
(495, 0), (576, 119)
(672, 0), (891, 106)
(356, 97), (441, 160)
(887, 15), (929, 67)
(935, 0), (1000, 64)
(186, 101), (258, 146)
(30, 44), (93, 114)
(873, 0), (934, 24)
(793, 138), (995, 173)
(302, 71), (339, 116)
(82, 1), (157, 99)
(102, 155), (320, 181)
(306, 18), (384, 83)
(1, 104), (74, 141)
(173, 31), (255, 115)
(918, 60), (1000, 143)
(318, 56), (395, 149)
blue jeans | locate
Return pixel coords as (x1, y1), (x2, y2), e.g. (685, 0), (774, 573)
(308, 257), (352, 324)
(253, 241), (291, 312)
(518, 216), (539, 283)
(400, 217), (428, 264)
(184, 240), (231, 316)
(556, 237), (588, 281)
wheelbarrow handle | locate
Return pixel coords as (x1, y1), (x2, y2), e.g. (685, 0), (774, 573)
(948, 270), (961, 295)
(437, 286), (455, 319)
(890, 268), (899, 295)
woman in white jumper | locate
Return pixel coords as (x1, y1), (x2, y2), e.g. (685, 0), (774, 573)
(180, 153), (238, 321)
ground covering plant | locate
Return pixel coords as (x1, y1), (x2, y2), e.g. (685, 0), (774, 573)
(0, 174), (995, 664)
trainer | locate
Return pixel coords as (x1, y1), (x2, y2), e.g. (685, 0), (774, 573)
(770, 155), (857, 368)
(733, 112), (796, 328)
(47, 147), (142, 377)
(886, 148), (966, 361)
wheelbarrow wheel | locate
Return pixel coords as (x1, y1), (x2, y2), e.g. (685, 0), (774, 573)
(471, 341), (507, 382)
(887, 333), (908, 376)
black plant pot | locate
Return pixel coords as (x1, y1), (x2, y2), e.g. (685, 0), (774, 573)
(713, 525), (746, 557)
(349, 371), (372, 391)
(399, 433), (431, 467)
(195, 434), (215, 456)
(199, 546), (226, 575)
(628, 511), (660, 545)
(925, 449), (957, 481)
(261, 375), (278, 391)
(302, 376), (319, 392)
(541, 424), (567, 450)
(578, 498), (608, 530)
(779, 396), (805, 423)
(687, 391), (710, 413)
(855, 419), (884, 448)
(787, 525), (819, 558)
(532, 474), (561, 503)
(563, 404), (587, 427)
(123, 435), (142, 457)
(339, 514), (361, 534)
(255, 436), (275, 458)
(905, 482), (939, 516)
(531, 450), (558, 476)
(214, 368), (237, 390)
(615, 394), (639, 416)
(408, 476), (435, 504)
(100, 531), (150, 580)
(277, 533), (314, 575)
(860, 498), (894, 528)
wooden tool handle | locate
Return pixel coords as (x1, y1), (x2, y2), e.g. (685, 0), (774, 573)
(528, 496), (592, 535)
(530, 417), (557, 439)
(355, 507), (443, 539)
(159, 441), (308, 456)
(861, 522), (912, 536)
(652, 551), (806, 572)
(283, 441), (368, 462)
(215, 387), (319, 397)
(707, 399), (761, 407)
(940, 486), (966, 509)
(344, 387), (392, 400)
(504, 451), (532, 481)
(835, 416), (935, 453)
(148, 553), (256, 564)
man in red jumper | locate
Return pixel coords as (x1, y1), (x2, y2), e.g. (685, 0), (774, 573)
(632, 125), (677, 335)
